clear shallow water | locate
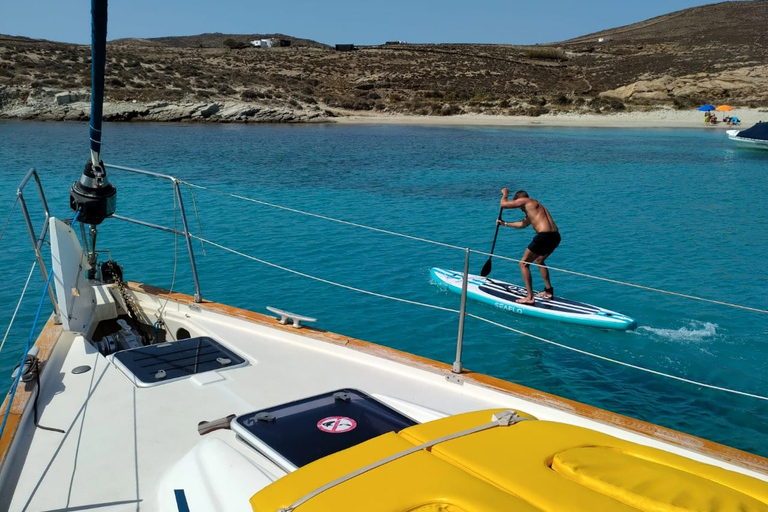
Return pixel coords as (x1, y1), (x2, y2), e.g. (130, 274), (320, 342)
(1, 120), (767, 456)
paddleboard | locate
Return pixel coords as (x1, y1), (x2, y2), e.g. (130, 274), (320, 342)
(430, 267), (637, 331)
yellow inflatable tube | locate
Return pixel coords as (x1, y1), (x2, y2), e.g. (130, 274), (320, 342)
(251, 409), (768, 512)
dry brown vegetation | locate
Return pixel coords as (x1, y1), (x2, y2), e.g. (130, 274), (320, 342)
(1, 1), (767, 120)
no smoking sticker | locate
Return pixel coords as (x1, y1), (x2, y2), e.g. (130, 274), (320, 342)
(317, 416), (357, 433)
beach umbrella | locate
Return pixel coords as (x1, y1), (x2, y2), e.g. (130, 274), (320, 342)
(715, 105), (734, 111)
(698, 104), (716, 111)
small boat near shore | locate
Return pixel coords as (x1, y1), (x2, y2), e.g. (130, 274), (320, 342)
(1, 2), (768, 510)
(727, 121), (768, 150)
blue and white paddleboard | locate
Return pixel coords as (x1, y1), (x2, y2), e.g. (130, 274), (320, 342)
(430, 267), (637, 331)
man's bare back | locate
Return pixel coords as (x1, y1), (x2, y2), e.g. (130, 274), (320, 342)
(499, 189), (558, 233)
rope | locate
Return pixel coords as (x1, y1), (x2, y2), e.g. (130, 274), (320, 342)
(0, 196), (19, 246)
(168, 184), (179, 295)
(190, 235), (768, 403)
(180, 182), (767, 316)
(154, 182), (180, 340)
(464, 313), (768, 402)
(279, 410), (529, 512)
(0, 262), (37, 354)
(191, 235), (456, 313)
(478, 252), (768, 315)
(0, 269), (54, 441)
(182, 182), (466, 253)
(184, 183), (207, 257)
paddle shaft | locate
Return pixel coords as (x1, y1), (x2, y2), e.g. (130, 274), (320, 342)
(488, 207), (504, 254)
(480, 207), (504, 276)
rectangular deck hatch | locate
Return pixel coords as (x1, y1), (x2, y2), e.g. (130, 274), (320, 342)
(232, 389), (418, 471)
(112, 336), (246, 387)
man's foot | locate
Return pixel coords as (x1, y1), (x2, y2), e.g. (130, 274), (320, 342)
(537, 287), (554, 299)
(516, 297), (535, 305)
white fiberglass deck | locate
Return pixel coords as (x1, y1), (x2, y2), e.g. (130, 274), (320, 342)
(4, 284), (767, 511)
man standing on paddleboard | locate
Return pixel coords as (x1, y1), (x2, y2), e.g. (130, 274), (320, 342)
(497, 189), (560, 305)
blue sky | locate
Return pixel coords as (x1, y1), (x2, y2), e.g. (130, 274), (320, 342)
(4, 0), (718, 46)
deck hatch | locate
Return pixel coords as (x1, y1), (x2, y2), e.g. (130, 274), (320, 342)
(232, 388), (418, 471)
(112, 336), (246, 387)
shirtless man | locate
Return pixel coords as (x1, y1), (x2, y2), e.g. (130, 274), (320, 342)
(497, 189), (560, 305)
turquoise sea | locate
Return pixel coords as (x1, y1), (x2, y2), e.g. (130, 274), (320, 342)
(1, 120), (767, 456)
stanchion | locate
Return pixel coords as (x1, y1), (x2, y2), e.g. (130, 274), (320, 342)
(452, 248), (470, 374)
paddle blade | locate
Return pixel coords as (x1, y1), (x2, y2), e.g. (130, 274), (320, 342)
(480, 257), (492, 277)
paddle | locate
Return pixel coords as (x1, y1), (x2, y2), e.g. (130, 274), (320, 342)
(480, 207), (504, 277)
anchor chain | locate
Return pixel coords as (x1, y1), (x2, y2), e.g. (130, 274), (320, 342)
(101, 260), (154, 343)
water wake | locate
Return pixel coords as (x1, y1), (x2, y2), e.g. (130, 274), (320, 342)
(638, 320), (719, 342)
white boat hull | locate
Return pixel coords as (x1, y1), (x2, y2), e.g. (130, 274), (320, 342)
(727, 128), (768, 150)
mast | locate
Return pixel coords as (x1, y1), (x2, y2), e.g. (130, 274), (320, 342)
(69, 0), (116, 278)
(88, 0), (107, 169)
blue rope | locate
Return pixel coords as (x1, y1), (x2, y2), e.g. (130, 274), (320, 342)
(0, 270), (55, 440)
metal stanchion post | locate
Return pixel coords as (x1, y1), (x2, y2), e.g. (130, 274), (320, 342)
(452, 248), (470, 374)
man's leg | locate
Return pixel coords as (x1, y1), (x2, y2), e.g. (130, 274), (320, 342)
(516, 249), (537, 304)
(535, 254), (553, 298)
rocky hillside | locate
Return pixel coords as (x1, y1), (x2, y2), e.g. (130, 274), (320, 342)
(1, 1), (767, 123)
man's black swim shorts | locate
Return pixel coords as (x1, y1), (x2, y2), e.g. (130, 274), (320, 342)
(528, 231), (561, 256)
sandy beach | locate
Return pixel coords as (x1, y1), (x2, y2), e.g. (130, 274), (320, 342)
(334, 107), (768, 129)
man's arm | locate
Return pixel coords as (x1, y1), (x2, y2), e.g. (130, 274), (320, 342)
(500, 187), (528, 210)
(500, 198), (526, 209)
(498, 217), (531, 229)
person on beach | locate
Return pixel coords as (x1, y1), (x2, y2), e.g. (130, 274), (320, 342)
(497, 189), (560, 305)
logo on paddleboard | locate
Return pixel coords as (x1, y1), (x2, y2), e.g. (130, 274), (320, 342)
(496, 302), (524, 315)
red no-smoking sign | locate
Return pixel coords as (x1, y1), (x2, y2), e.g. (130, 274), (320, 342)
(317, 416), (357, 433)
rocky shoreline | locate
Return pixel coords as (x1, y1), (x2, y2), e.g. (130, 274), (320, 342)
(4, 85), (768, 129)
(0, 86), (333, 123)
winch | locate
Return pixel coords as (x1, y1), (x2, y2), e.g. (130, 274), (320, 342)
(95, 319), (143, 356)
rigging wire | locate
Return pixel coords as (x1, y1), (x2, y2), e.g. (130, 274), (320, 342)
(185, 183), (207, 257)
(465, 313), (768, 402)
(181, 181), (767, 315)
(0, 196), (19, 246)
(156, 182), (180, 333)
(0, 262), (37, 355)
(192, 235), (455, 312)
(188, 233), (768, 403)
(182, 182), (466, 252)
(479, 253), (768, 315)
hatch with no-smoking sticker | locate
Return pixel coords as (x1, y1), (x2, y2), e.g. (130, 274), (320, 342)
(232, 388), (417, 470)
